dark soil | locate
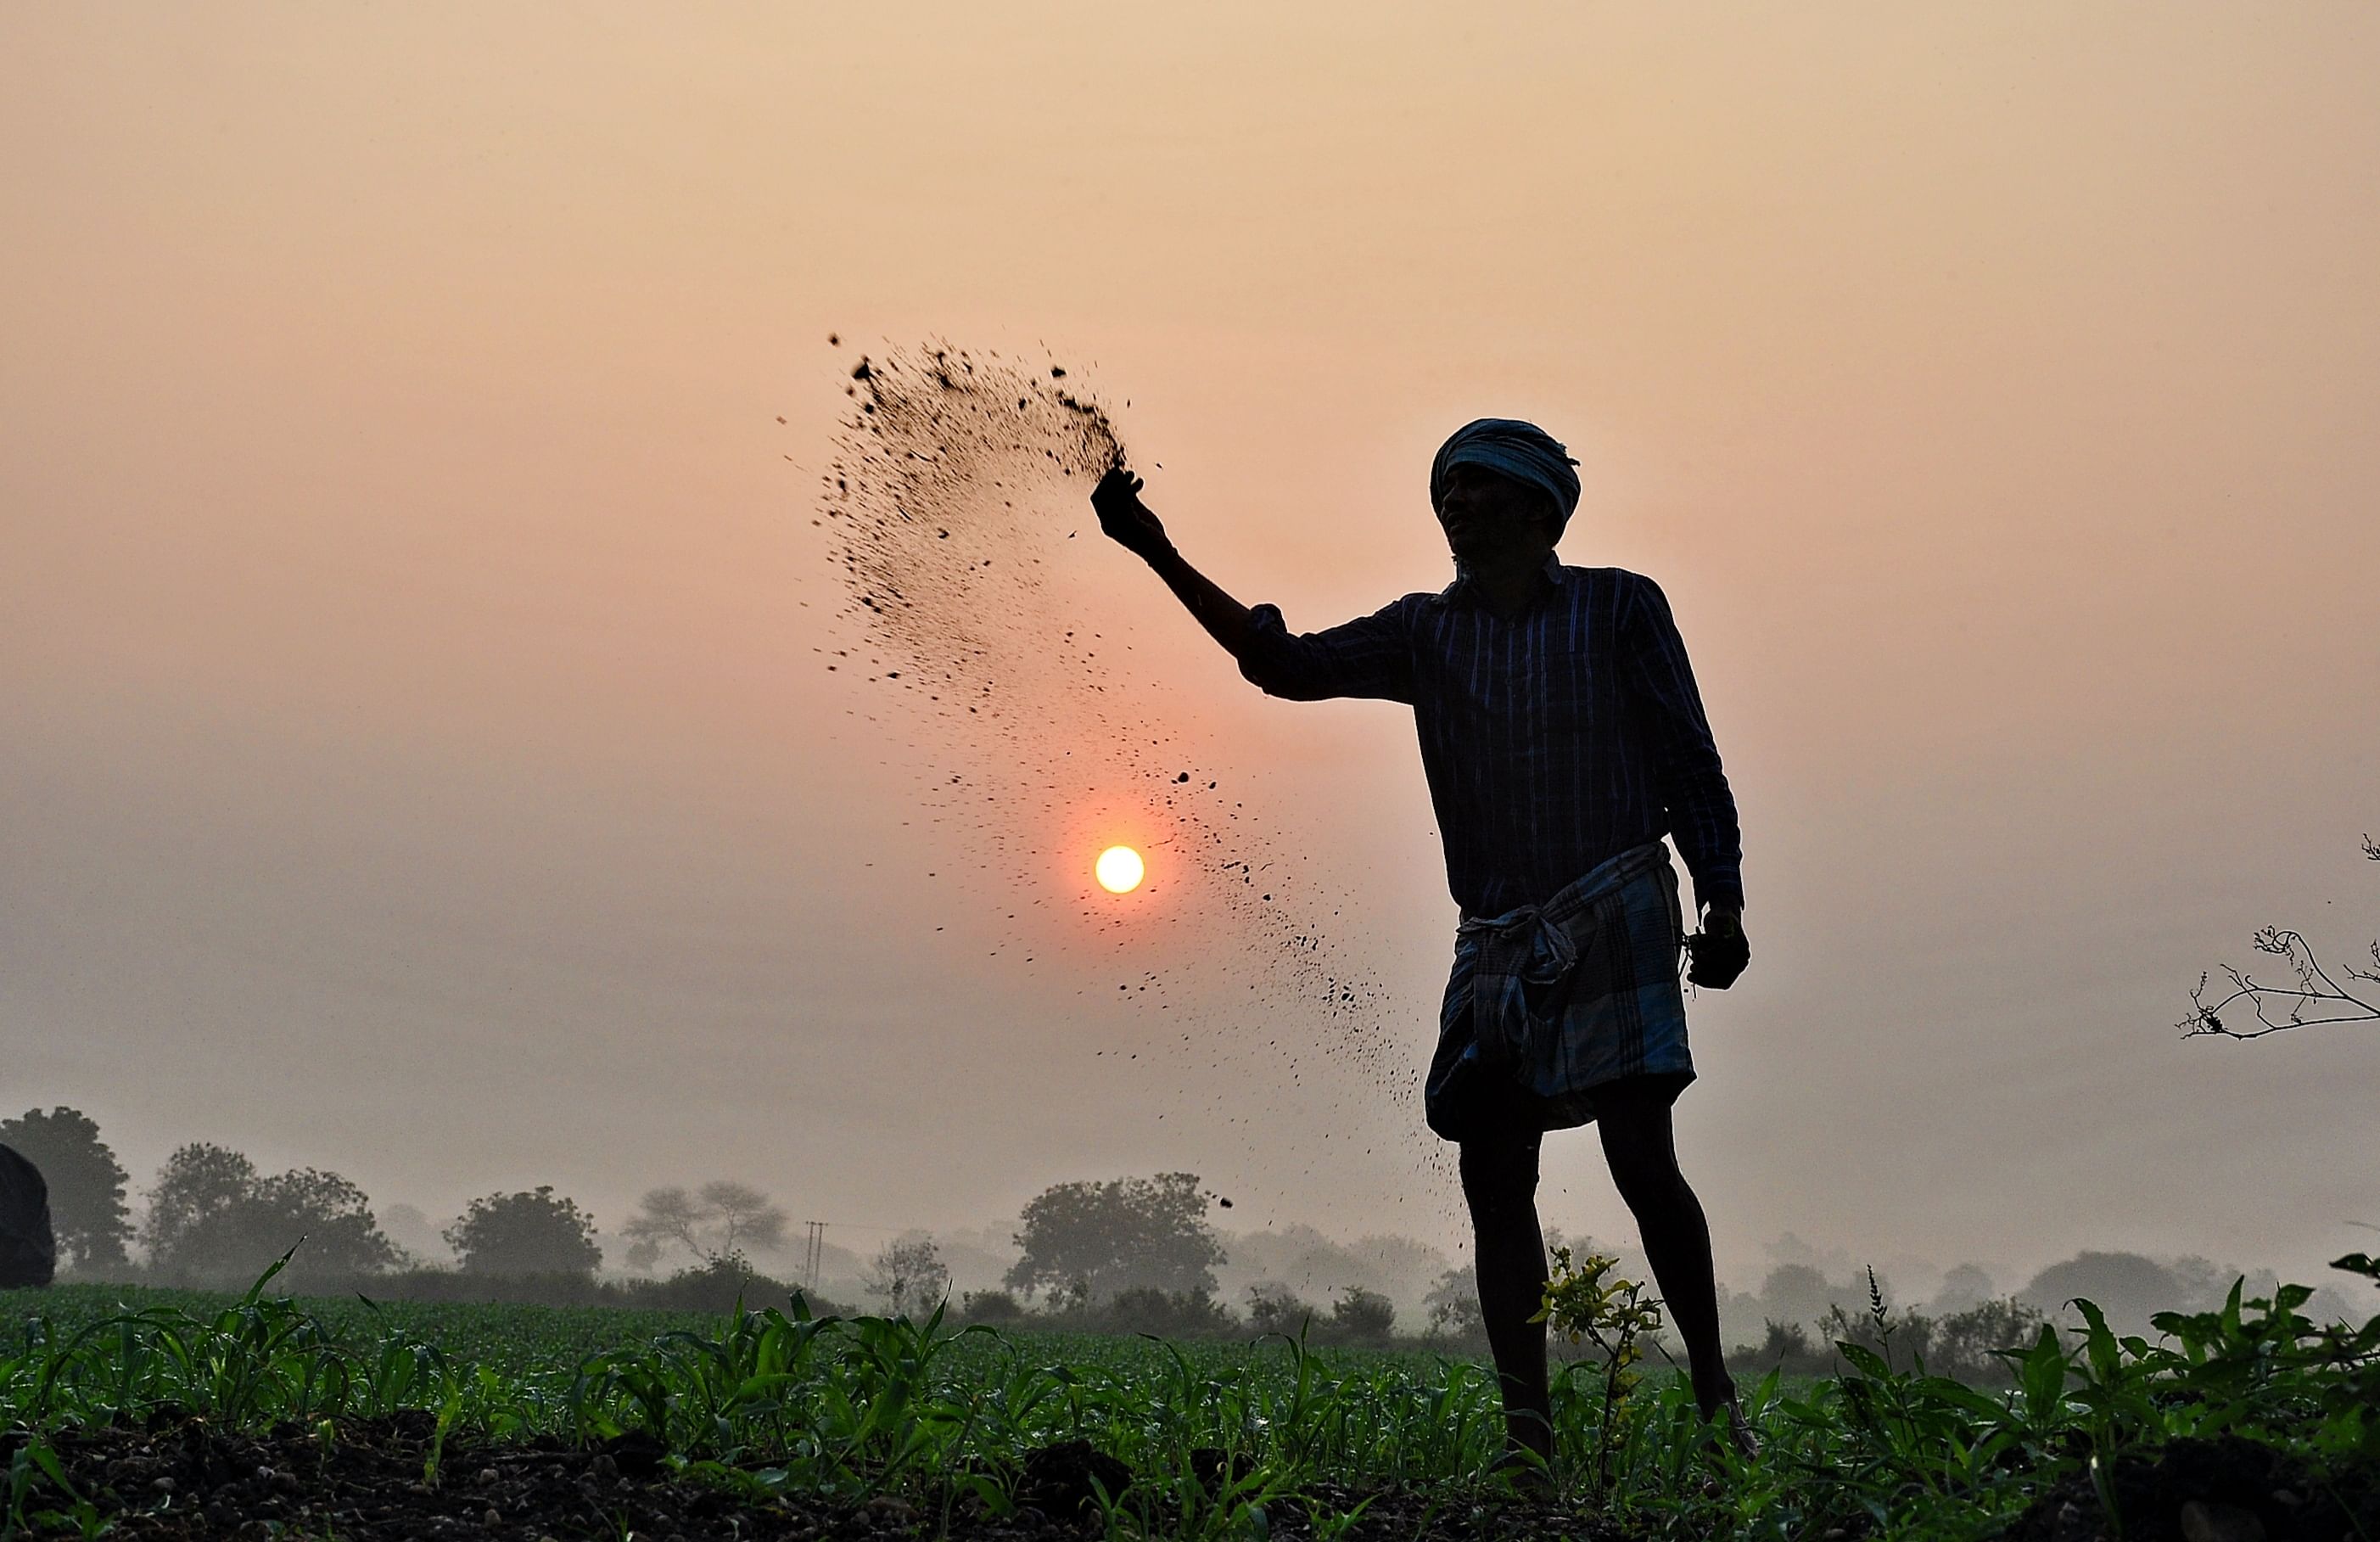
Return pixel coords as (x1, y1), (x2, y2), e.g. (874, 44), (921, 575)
(3, 1419), (1629, 1540)
(1997, 1434), (2380, 1542)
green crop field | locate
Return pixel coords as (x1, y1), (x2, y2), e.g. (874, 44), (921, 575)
(4, 1258), (2377, 1539)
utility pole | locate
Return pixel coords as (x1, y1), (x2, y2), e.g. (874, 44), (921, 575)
(801, 1220), (825, 1291)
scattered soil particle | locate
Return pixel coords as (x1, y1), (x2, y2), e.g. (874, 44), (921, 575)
(1998, 1435), (2380, 1542)
(3, 1421), (1638, 1541)
(814, 339), (1435, 1202)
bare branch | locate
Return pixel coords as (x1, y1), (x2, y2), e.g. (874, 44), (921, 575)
(2181, 845), (2379, 1040)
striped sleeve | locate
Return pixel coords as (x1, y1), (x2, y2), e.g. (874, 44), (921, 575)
(1237, 598), (1415, 704)
(1619, 575), (1744, 910)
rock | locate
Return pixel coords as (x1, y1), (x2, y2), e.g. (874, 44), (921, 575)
(0, 1144), (56, 1287)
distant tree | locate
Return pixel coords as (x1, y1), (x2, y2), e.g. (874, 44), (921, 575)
(1757, 1262), (1847, 1333)
(621, 1181), (788, 1266)
(1244, 1281), (1312, 1337)
(0, 1107), (132, 1272)
(865, 1236), (950, 1317)
(252, 1169), (400, 1280)
(1424, 1265), (1484, 1338)
(959, 1288), (1024, 1324)
(1005, 1172), (1224, 1300)
(1819, 1295), (1935, 1375)
(1726, 1319), (1829, 1378)
(141, 1144), (260, 1269)
(445, 1186), (603, 1279)
(2182, 833), (2377, 1038)
(2019, 1251), (2203, 1337)
(1105, 1286), (1233, 1338)
(2165, 1255), (2236, 1312)
(1927, 1298), (2046, 1386)
(1929, 1263), (1997, 1315)
(1348, 1233), (1450, 1289)
(1330, 1286), (1397, 1346)
(143, 1144), (398, 1286)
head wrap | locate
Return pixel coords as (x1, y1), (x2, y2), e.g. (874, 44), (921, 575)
(1430, 418), (1582, 536)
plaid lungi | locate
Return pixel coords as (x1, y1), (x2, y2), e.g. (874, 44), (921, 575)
(1424, 841), (1693, 1141)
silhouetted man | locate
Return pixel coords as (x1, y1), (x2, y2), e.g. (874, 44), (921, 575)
(1092, 418), (1750, 1470)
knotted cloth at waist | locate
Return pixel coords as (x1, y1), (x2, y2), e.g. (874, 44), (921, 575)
(1453, 840), (1678, 1074)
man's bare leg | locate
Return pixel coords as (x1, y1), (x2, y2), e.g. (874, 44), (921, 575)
(1593, 1079), (1737, 1417)
(1459, 1133), (1554, 1465)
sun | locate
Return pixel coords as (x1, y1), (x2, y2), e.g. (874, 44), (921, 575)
(1095, 845), (1145, 894)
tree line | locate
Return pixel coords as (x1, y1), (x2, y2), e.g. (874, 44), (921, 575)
(0, 1108), (799, 1296)
(1, 1113), (1435, 1343)
(9, 1107), (2327, 1379)
(0, 1113), (1250, 1315)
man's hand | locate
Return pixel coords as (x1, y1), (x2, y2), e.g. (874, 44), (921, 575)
(1092, 463), (1172, 563)
(1687, 905), (1750, 990)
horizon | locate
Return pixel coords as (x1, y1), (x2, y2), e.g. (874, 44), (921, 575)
(16, 1102), (2368, 1334)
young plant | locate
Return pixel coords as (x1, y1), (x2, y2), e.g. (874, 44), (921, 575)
(1532, 1246), (1665, 1501)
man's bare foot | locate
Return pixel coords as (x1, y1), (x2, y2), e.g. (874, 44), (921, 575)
(1724, 1399), (1761, 1460)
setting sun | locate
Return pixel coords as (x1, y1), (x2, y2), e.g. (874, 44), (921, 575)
(1095, 845), (1145, 894)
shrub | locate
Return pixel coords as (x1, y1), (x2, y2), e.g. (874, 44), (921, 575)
(445, 1187), (602, 1280)
(957, 1289), (1024, 1324)
(1327, 1286), (1397, 1347)
(1927, 1297), (2047, 1385)
(619, 1253), (800, 1315)
(1424, 1266), (1484, 1343)
(1245, 1282), (1313, 1337)
(865, 1236), (950, 1318)
(1727, 1318), (1834, 1378)
(1105, 1286), (1235, 1339)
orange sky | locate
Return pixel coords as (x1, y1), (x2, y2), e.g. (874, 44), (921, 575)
(5, 3), (2377, 1289)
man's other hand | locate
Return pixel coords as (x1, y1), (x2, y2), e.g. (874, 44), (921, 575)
(1688, 906), (1749, 990)
(1092, 463), (1171, 562)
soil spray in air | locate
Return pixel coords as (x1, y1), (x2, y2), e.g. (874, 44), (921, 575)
(812, 339), (1443, 1204)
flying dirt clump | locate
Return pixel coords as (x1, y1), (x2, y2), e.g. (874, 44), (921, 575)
(814, 340), (1430, 1195)
(824, 344), (1118, 665)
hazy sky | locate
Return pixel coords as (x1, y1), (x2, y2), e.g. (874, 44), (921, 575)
(6, 3), (2377, 1294)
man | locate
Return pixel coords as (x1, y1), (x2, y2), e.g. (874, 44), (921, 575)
(1090, 418), (1750, 1467)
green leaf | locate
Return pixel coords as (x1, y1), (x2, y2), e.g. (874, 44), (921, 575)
(2329, 1251), (2380, 1286)
(1834, 1342), (1893, 1381)
(1922, 1377), (2017, 1423)
(2021, 1323), (2068, 1421)
(2073, 1298), (2122, 1386)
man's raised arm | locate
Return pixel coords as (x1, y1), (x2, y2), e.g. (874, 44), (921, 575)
(1090, 464), (1263, 659)
(1091, 464), (1414, 704)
